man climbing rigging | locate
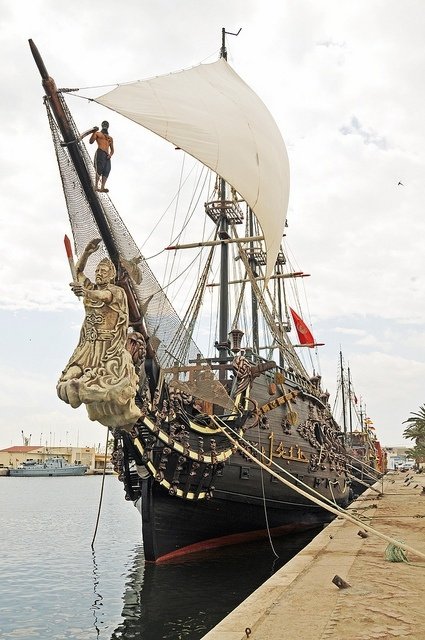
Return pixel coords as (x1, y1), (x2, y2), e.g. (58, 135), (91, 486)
(89, 120), (114, 192)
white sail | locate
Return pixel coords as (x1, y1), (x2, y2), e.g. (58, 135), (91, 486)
(95, 58), (289, 279)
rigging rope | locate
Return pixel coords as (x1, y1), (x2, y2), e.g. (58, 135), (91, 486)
(232, 226), (308, 376)
(328, 481), (338, 505)
(142, 160), (200, 254)
(283, 241), (320, 374)
(66, 48), (222, 95)
(164, 152), (186, 295)
(167, 242), (216, 364)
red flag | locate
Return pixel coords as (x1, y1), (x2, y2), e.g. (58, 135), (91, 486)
(289, 308), (315, 347)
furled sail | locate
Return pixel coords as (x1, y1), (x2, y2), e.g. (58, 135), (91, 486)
(95, 58), (290, 278)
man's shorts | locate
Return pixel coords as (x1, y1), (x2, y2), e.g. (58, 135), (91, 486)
(94, 149), (111, 178)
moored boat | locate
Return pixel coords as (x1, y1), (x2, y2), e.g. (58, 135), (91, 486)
(9, 456), (88, 477)
(333, 349), (384, 497)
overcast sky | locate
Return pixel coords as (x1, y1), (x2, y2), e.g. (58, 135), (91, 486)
(1, 0), (424, 450)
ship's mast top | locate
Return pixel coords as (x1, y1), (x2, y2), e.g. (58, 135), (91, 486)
(220, 27), (242, 61)
(28, 39), (49, 82)
(216, 27), (241, 377)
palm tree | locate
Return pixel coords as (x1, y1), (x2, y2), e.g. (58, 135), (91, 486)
(403, 405), (425, 466)
(404, 443), (425, 459)
(403, 404), (425, 443)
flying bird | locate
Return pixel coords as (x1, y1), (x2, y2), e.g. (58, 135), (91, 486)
(398, 181), (404, 186)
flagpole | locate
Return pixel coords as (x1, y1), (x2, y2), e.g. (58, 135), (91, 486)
(293, 343), (324, 348)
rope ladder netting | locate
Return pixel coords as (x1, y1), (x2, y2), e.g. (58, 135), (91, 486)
(46, 95), (201, 369)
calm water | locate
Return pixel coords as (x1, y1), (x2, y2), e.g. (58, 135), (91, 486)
(0, 476), (319, 639)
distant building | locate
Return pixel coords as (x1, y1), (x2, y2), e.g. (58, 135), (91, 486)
(383, 446), (420, 469)
(0, 445), (97, 470)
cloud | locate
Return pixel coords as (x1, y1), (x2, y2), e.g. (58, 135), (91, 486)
(334, 327), (367, 336)
(340, 116), (388, 149)
(316, 40), (346, 49)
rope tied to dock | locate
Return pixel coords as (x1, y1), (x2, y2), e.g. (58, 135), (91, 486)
(212, 416), (425, 563)
(385, 542), (408, 563)
(257, 422), (280, 559)
(385, 541), (425, 567)
(91, 429), (110, 549)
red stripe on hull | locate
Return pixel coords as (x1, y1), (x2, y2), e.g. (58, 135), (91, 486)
(151, 522), (319, 563)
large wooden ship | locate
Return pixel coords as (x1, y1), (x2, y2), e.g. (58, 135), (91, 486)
(30, 33), (351, 562)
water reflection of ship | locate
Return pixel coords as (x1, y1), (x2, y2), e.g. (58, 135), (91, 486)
(91, 550), (103, 638)
(111, 530), (321, 640)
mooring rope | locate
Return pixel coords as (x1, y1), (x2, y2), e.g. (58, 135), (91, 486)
(347, 471), (382, 494)
(385, 541), (425, 567)
(345, 450), (381, 477)
(91, 430), (110, 549)
(346, 457), (381, 484)
(328, 480), (339, 505)
(212, 417), (425, 562)
(215, 418), (352, 514)
(257, 422), (279, 558)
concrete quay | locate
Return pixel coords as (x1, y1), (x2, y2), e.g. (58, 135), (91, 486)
(202, 471), (425, 640)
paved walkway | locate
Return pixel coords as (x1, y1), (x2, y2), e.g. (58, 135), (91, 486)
(201, 471), (425, 640)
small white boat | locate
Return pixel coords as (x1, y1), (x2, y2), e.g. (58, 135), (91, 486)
(9, 456), (88, 477)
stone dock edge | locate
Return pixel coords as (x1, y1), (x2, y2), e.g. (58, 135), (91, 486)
(201, 471), (425, 639)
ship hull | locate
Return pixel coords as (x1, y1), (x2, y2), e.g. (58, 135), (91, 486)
(115, 368), (351, 562)
(138, 475), (342, 562)
(9, 467), (87, 477)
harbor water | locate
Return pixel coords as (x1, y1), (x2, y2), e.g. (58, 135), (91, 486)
(0, 476), (320, 639)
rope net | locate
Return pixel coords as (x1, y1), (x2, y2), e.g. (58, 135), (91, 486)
(46, 95), (201, 368)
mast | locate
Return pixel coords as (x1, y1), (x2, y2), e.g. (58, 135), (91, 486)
(217, 167), (229, 377)
(276, 264), (285, 368)
(339, 350), (347, 438)
(216, 28), (235, 378)
(29, 40), (119, 266)
(347, 364), (353, 441)
(248, 208), (259, 354)
(28, 39), (147, 334)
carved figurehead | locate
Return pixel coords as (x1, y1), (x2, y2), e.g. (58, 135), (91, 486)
(57, 239), (142, 430)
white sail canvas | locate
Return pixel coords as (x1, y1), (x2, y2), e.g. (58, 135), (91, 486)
(95, 58), (290, 278)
